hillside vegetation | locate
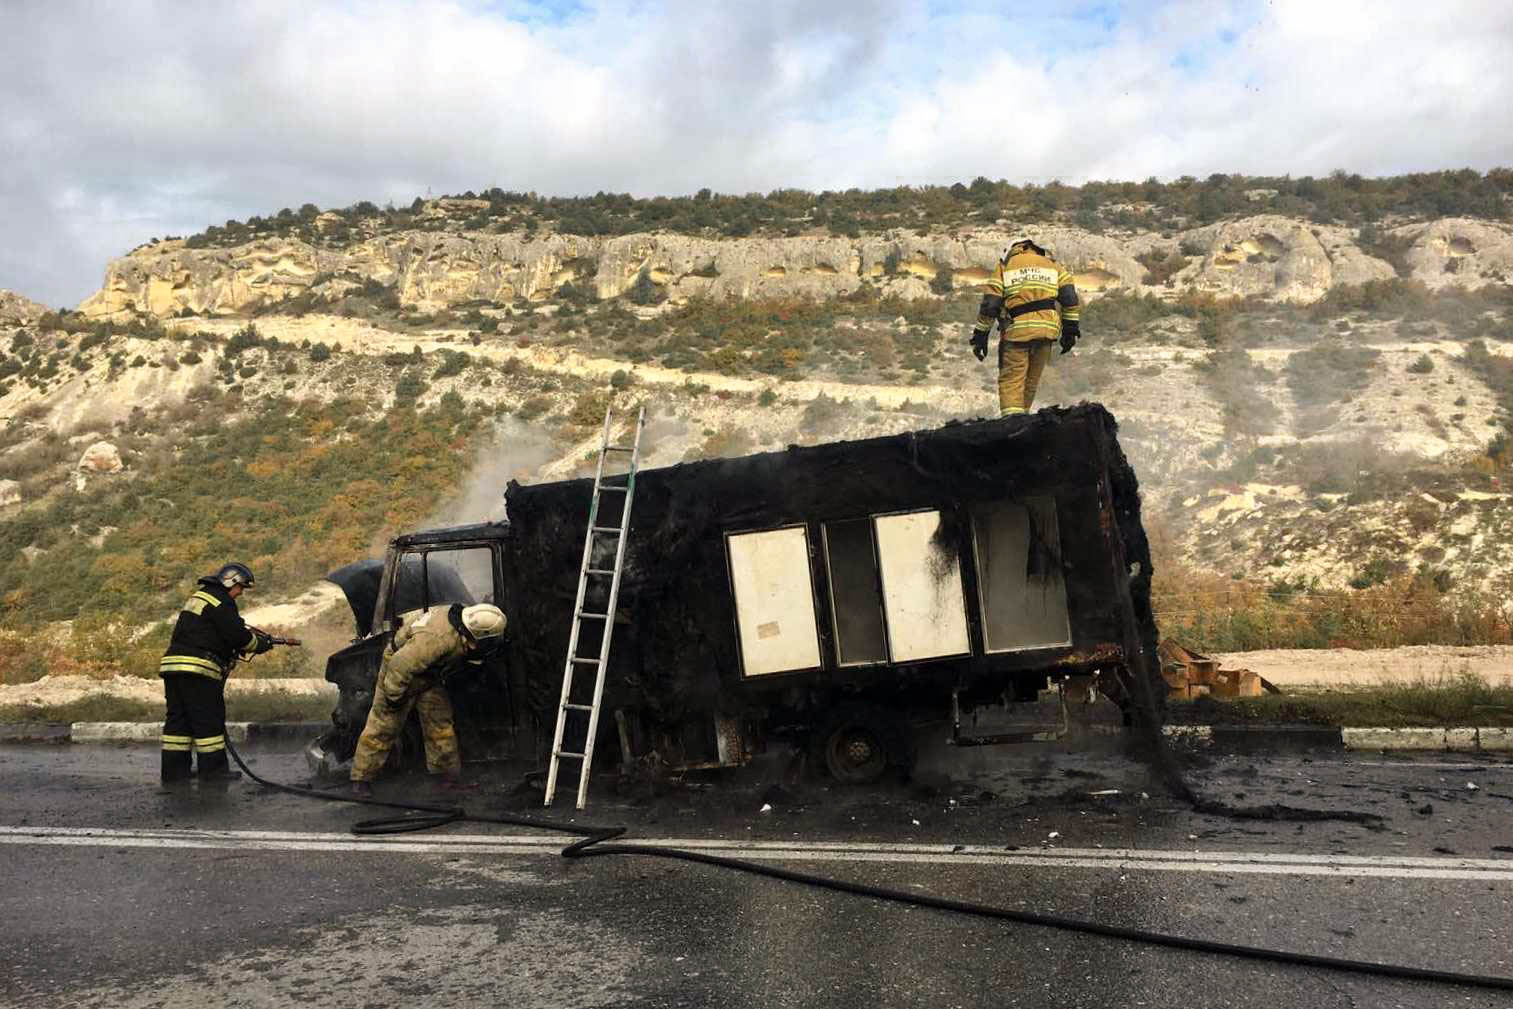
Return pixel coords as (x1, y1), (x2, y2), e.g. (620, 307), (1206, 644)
(4, 171), (1513, 679)
(159, 169), (1513, 250)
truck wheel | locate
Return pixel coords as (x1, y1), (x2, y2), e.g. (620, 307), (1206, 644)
(811, 704), (913, 785)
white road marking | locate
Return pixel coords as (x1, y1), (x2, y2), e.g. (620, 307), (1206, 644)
(3, 825), (1511, 881)
(1345, 761), (1512, 770)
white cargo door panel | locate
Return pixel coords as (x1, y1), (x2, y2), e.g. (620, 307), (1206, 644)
(726, 526), (822, 676)
(971, 497), (1072, 652)
(873, 510), (970, 663)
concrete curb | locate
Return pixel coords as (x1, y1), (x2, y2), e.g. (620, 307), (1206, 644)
(1342, 726), (1513, 753)
(64, 722), (326, 745)
(0, 722), (72, 743)
(1164, 724), (1513, 753)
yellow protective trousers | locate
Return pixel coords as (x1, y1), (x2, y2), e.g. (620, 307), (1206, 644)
(350, 679), (461, 781)
(998, 339), (1053, 415)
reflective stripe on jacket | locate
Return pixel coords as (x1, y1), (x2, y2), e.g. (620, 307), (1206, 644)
(158, 581), (255, 680)
(976, 248), (1081, 343)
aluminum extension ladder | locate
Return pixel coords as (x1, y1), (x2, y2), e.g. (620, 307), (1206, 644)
(544, 403), (646, 809)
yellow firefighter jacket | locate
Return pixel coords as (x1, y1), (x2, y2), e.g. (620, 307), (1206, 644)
(974, 246), (1081, 343)
(376, 606), (471, 708)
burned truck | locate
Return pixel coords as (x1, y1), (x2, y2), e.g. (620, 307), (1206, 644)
(310, 403), (1161, 783)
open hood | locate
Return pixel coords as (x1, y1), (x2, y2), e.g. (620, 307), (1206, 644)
(325, 559), (384, 638)
(325, 556), (480, 638)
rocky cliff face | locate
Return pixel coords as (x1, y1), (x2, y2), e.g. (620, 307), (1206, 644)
(75, 216), (1513, 320)
(0, 290), (49, 327)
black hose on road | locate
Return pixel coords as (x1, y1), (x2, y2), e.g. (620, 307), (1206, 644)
(225, 737), (1513, 993)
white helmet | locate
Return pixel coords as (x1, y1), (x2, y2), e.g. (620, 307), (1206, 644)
(1007, 232), (1051, 258)
(461, 603), (507, 641)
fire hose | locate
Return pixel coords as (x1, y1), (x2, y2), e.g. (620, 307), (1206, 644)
(223, 735), (1513, 993)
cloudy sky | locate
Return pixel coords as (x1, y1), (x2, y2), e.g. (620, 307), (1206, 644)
(4, 0), (1511, 307)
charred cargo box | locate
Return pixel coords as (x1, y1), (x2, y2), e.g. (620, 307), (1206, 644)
(313, 404), (1159, 783)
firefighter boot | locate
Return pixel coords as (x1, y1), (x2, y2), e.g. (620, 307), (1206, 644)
(160, 747), (192, 787)
(195, 748), (242, 784)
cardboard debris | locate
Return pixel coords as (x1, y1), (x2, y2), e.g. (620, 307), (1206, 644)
(1158, 639), (1279, 700)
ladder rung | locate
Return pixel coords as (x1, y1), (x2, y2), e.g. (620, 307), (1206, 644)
(555, 750), (585, 760)
(577, 610), (608, 620)
(604, 445), (636, 453)
(591, 526), (621, 535)
(586, 568), (618, 576)
(562, 703), (595, 712)
(570, 656), (600, 665)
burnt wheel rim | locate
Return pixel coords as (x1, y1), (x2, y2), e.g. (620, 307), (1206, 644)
(825, 726), (887, 783)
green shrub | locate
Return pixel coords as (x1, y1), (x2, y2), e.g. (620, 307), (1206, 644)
(224, 324), (262, 356)
(308, 342), (331, 362)
(1135, 247), (1189, 286)
(394, 370), (427, 402)
(432, 349), (469, 379)
(799, 392), (844, 434)
(1407, 353), (1435, 374)
(516, 395), (551, 420)
(929, 265), (954, 295)
(628, 267), (663, 306)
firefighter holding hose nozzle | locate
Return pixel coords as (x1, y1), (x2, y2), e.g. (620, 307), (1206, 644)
(158, 563), (299, 786)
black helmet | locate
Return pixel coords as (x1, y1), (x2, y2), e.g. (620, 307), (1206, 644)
(208, 562), (256, 591)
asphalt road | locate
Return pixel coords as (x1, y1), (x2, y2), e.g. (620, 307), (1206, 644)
(2, 740), (1512, 1008)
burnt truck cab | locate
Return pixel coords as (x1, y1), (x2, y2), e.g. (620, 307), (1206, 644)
(308, 523), (518, 775)
(310, 405), (1161, 785)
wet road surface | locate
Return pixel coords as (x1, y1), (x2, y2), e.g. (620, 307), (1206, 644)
(2, 741), (1511, 1008)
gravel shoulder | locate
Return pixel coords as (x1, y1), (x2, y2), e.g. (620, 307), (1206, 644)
(0, 675), (331, 711)
(1211, 645), (1513, 688)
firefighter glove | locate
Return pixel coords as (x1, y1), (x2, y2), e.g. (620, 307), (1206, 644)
(970, 328), (990, 361)
(1059, 320), (1080, 355)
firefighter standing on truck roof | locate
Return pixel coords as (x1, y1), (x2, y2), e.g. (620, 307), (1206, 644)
(969, 236), (1082, 415)
(158, 562), (272, 785)
(349, 602), (507, 796)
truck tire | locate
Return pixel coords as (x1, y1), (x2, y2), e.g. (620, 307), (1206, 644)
(810, 703), (914, 785)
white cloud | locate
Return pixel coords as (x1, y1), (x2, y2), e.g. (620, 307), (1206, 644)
(1, 0), (1509, 307)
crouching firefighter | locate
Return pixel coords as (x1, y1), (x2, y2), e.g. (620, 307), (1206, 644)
(969, 236), (1082, 416)
(349, 603), (507, 796)
(159, 563), (273, 785)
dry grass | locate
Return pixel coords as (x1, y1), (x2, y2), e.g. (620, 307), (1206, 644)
(1151, 560), (1511, 652)
(0, 688), (332, 724)
(1172, 673), (1513, 727)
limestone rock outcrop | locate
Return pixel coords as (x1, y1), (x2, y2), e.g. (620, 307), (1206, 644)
(76, 214), (1489, 320)
(0, 289), (48, 327)
(1182, 216), (1396, 303)
(77, 442), (124, 474)
(1402, 218), (1513, 290)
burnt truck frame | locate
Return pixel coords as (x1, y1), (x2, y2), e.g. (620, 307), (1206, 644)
(312, 404), (1161, 784)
